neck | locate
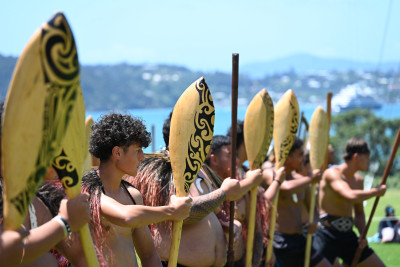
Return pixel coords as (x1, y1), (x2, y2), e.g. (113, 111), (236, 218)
(341, 162), (357, 179)
(98, 160), (124, 193)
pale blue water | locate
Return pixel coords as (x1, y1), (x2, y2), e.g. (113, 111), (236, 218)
(87, 103), (400, 153)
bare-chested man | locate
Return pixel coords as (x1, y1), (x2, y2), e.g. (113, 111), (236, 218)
(314, 138), (386, 266)
(81, 113), (192, 267)
(228, 121), (286, 266)
(130, 133), (265, 266)
(264, 137), (331, 267)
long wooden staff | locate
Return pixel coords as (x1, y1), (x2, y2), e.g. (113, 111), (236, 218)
(244, 89), (274, 267)
(304, 106), (329, 267)
(322, 93), (333, 170)
(350, 127), (400, 267)
(168, 77), (215, 267)
(2, 12), (80, 230)
(265, 89), (299, 267)
(227, 53), (239, 266)
(52, 89), (99, 266)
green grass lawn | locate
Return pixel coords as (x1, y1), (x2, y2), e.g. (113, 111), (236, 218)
(363, 189), (400, 267)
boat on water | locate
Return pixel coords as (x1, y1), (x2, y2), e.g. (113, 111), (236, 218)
(332, 84), (382, 112)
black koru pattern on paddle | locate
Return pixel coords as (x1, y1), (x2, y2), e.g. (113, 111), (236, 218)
(278, 100), (299, 165)
(10, 13), (79, 215)
(182, 79), (215, 193)
(52, 149), (79, 189)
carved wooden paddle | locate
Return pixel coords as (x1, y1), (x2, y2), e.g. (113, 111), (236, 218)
(265, 89), (299, 266)
(304, 106), (329, 267)
(2, 12), (80, 231)
(244, 89), (274, 267)
(52, 89), (99, 266)
(168, 77), (215, 267)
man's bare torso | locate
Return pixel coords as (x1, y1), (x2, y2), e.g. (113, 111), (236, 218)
(276, 175), (305, 234)
(319, 165), (362, 218)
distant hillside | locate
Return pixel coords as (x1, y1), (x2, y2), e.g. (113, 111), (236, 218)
(1, 54), (399, 110)
(241, 54), (400, 78)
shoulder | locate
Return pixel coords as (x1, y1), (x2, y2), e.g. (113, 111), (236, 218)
(123, 180), (144, 205)
(323, 165), (342, 181)
(262, 167), (274, 182)
(82, 170), (102, 188)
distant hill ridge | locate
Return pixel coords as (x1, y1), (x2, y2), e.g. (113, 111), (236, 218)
(1, 53), (398, 110)
(241, 53), (400, 78)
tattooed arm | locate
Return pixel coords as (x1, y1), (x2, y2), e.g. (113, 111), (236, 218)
(184, 188), (226, 224)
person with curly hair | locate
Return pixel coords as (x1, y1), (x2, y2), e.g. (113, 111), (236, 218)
(81, 112), (192, 267)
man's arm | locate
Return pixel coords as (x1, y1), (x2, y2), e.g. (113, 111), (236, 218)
(22, 194), (90, 264)
(184, 188), (226, 224)
(235, 169), (263, 198)
(100, 193), (191, 228)
(327, 170), (386, 203)
(279, 169), (321, 195)
(263, 167), (286, 202)
(130, 194), (161, 267)
(132, 226), (162, 267)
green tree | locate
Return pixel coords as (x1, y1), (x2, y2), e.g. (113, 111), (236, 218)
(330, 109), (400, 176)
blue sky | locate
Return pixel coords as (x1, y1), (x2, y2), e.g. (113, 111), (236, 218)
(1, 0), (399, 72)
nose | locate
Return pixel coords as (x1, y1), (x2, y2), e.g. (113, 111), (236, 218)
(139, 150), (145, 162)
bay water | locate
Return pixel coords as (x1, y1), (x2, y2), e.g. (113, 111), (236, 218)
(87, 103), (400, 153)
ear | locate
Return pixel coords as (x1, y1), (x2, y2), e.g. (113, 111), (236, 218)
(210, 153), (218, 166)
(112, 146), (121, 159)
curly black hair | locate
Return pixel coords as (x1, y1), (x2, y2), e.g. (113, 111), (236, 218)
(89, 112), (151, 161)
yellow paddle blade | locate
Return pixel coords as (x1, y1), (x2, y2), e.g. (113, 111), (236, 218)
(169, 77), (215, 197)
(309, 106), (329, 170)
(52, 87), (85, 198)
(83, 116), (94, 175)
(244, 89), (274, 170)
(273, 89), (300, 169)
(52, 87), (99, 266)
(2, 12), (80, 230)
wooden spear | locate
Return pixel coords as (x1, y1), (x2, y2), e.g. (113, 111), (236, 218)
(227, 53), (239, 266)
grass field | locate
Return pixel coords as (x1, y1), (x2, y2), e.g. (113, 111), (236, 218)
(363, 189), (400, 267)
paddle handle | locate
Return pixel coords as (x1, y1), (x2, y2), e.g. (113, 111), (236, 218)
(245, 186), (258, 267)
(304, 183), (317, 267)
(168, 220), (183, 267)
(350, 126), (400, 267)
(78, 224), (99, 267)
(265, 191), (279, 267)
